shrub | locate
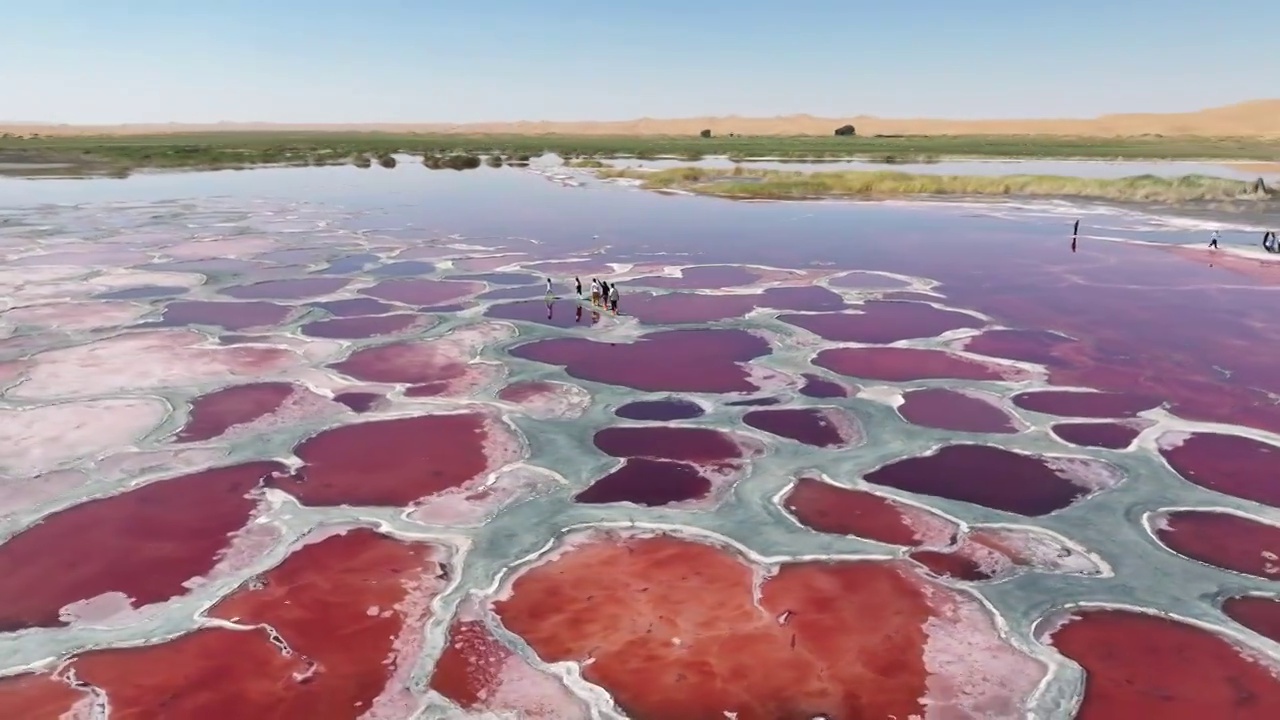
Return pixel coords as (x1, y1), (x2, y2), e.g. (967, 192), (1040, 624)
(700, 129), (712, 138)
(834, 124), (856, 136)
(440, 153), (482, 170)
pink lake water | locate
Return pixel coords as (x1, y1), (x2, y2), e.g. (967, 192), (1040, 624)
(1, 160), (1278, 719)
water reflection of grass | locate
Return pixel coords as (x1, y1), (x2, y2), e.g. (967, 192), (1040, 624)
(3, 132), (1279, 175)
(597, 166), (1276, 204)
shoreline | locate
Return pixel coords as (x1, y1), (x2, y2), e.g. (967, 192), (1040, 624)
(4, 131), (1280, 176)
(592, 166), (1276, 207)
(4, 150), (1280, 182)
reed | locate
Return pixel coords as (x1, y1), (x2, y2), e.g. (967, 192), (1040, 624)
(596, 167), (1272, 203)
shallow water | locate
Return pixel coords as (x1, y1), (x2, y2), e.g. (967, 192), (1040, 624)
(604, 155), (1280, 181)
(1, 164), (1280, 719)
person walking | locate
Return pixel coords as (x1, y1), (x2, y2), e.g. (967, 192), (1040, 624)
(608, 282), (620, 313)
(574, 276), (582, 298)
(600, 279), (610, 304)
(590, 278), (601, 306)
(545, 277), (554, 297)
(1209, 230), (1220, 249)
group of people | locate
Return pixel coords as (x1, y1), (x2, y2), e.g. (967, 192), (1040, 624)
(1074, 220), (1280, 255)
(574, 276), (619, 313)
(1207, 229), (1280, 253)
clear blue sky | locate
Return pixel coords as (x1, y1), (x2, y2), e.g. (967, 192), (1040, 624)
(3, 0), (1276, 124)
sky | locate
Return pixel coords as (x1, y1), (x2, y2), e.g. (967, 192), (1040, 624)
(2, 0), (1277, 124)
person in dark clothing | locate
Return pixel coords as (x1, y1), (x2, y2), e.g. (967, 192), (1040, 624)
(575, 276), (582, 298)
(600, 279), (610, 302)
(1073, 219), (1080, 237)
(1209, 230), (1219, 249)
(609, 282), (619, 313)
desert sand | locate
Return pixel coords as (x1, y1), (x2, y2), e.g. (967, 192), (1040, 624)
(3, 100), (1279, 138)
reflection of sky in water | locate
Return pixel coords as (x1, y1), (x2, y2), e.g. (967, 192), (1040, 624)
(1, 163), (1266, 261)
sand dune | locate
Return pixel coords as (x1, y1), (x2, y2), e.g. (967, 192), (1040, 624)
(4, 100), (1280, 138)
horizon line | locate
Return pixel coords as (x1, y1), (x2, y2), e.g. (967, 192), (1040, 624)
(5, 98), (1279, 129)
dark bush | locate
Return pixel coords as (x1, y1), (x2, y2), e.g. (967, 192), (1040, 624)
(485, 154), (504, 167)
(376, 153), (397, 168)
(700, 129), (712, 138)
(834, 124), (856, 136)
(439, 153), (482, 171)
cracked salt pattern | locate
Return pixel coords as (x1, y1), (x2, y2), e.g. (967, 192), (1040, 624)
(2, 163), (1280, 719)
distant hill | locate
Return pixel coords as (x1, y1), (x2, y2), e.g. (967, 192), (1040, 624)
(4, 100), (1280, 138)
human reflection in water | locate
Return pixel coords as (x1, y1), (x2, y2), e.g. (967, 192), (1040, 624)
(575, 304), (583, 323)
(546, 297), (554, 320)
(591, 308), (601, 325)
(1071, 236), (1077, 253)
